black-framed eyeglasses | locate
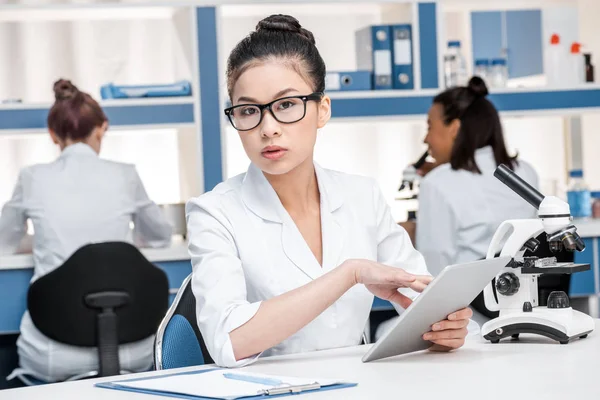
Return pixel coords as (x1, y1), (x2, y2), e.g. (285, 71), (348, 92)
(224, 92), (324, 131)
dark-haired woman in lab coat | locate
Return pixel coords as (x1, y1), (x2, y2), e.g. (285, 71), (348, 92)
(416, 77), (538, 277)
(0, 79), (172, 383)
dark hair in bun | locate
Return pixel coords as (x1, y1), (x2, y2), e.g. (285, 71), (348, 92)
(255, 14), (316, 44)
(433, 75), (517, 173)
(467, 76), (489, 98)
(53, 79), (79, 101)
(48, 78), (107, 142)
(226, 14), (325, 98)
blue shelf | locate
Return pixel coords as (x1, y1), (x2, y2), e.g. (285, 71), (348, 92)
(329, 87), (600, 119)
(0, 98), (195, 131)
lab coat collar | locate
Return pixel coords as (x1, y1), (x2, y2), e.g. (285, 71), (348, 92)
(241, 162), (345, 278)
(241, 162), (344, 223)
(474, 146), (495, 171)
(59, 143), (98, 158)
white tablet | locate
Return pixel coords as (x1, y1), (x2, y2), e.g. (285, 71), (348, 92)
(362, 256), (511, 362)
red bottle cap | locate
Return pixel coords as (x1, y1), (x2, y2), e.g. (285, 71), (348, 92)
(571, 42), (581, 53)
(550, 34), (560, 45)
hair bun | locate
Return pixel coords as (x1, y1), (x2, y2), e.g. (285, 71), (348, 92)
(467, 76), (489, 98)
(53, 79), (79, 101)
(256, 14), (315, 45)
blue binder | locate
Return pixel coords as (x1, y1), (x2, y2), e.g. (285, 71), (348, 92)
(95, 368), (357, 399)
(356, 25), (393, 90)
(100, 80), (192, 99)
(325, 70), (372, 91)
(390, 24), (414, 90)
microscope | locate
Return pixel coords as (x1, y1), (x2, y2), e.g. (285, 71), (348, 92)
(397, 150), (429, 196)
(481, 164), (595, 344)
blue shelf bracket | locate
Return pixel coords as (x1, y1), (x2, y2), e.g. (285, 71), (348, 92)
(196, 7), (223, 192)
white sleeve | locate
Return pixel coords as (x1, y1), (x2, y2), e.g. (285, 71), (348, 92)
(416, 178), (458, 277)
(131, 167), (172, 248)
(373, 180), (430, 311)
(186, 196), (262, 368)
(0, 171), (27, 255)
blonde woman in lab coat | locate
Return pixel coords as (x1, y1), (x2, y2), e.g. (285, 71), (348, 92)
(0, 80), (172, 383)
(415, 77), (539, 318)
(186, 14), (473, 368)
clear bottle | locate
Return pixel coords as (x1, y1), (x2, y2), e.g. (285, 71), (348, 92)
(546, 33), (566, 87)
(474, 59), (490, 86)
(490, 58), (508, 88)
(567, 169), (592, 218)
(444, 41), (468, 88)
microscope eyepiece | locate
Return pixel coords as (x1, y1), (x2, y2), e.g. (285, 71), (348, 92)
(494, 164), (545, 210)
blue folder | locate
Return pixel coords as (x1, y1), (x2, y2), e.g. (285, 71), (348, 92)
(100, 80), (192, 99)
(390, 24), (414, 90)
(95, 368), (357, 399)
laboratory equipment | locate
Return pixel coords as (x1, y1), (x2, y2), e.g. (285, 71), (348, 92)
(474, 59), (490, 87)
(567, 169), (591, 218)
(584, 53), (595, 83)
(397, 150), (429, 196)
(490, 58), (508, 88)
(569, 43), (585, 85)
(481, 164), (594, 344)
(443, 41), (467, 88)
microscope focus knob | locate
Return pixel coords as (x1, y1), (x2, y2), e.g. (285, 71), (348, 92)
(496, 272), (520, 296)
(547, 291), (570, 309)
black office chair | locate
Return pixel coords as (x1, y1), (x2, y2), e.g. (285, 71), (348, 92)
(154, 273), (214, 370)
(27, 242), (169, 379)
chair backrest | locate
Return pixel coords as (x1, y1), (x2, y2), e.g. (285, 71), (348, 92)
(28, 242), (169, 347)
(154, 273), (214, 369)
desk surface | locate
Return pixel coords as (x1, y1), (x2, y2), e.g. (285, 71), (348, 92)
(4, 321), (600, 400)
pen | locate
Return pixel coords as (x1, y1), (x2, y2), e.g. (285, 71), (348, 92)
(223, 373), (283, 387)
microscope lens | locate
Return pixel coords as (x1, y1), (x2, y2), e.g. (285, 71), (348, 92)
(549, 241), (561, 253)
(561, 233), (577, 251)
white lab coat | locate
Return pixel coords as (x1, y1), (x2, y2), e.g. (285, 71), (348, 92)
(416, 146), (539, 276)
(0, 143), (172, 382)
(186, 163), (430, 368)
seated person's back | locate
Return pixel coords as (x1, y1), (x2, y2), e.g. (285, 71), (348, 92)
(0, 79), (172, 382)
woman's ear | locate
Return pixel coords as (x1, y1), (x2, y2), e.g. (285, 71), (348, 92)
(317, 95), (331, 129)
(449, 118), (461, 141)
(95, 121), (108, 141)
(49, 130), (60, 145)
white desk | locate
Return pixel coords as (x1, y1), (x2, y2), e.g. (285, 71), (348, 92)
(3, 321), (600, 400)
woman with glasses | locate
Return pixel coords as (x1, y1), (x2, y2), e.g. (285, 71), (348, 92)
(186, 14), (473, 368)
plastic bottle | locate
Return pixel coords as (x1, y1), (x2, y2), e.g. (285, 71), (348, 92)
(567, 169), (592, 218)
(546, 34), (566, 87)
(474, 59), (490, 86)
(591, 191), (600, 219)
(443, 53), (457, 88)
(568, 42), (585, 86)
(444, 41), (468, 88)
(490, 58), (508, 88)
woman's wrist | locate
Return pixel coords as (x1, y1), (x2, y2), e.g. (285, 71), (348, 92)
(340, 259), (360, 287)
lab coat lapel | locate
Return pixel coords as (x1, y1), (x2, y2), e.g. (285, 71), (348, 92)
(316, 165), (345, 273)
(241, 163), (322, 280)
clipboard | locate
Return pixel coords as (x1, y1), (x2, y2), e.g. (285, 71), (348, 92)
(95, 368), (357, 399)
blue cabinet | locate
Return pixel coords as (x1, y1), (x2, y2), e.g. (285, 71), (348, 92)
(471, 10), (543, 79)
(570, 238), (597, 296)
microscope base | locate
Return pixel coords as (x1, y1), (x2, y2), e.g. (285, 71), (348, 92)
(481, 307), (594, 344)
